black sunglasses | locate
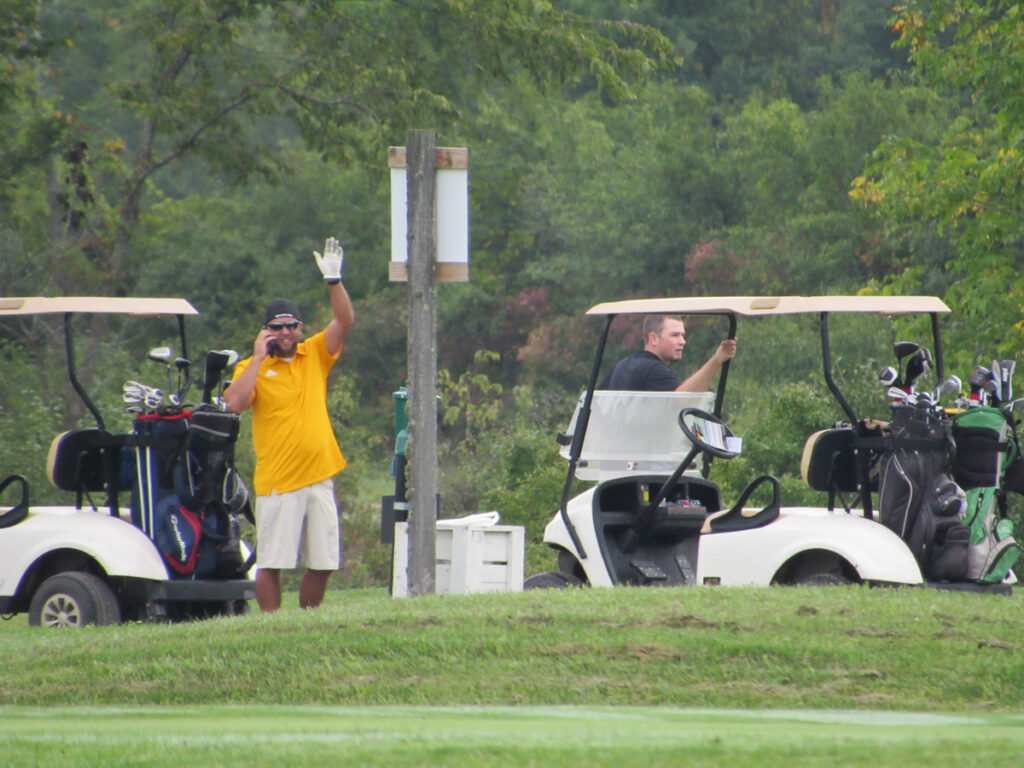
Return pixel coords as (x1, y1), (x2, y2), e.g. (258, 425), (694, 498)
(265, 321), (300, 331)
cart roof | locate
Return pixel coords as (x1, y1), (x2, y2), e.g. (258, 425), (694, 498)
(586, 295), (950, 317)
(0, 297), (198, 316)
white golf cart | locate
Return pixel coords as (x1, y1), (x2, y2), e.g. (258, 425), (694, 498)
(0, 297), (255, 626)
(527, 295), (1016, 592)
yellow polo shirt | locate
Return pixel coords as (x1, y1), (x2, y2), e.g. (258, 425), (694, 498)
(232, 330), (346, 495)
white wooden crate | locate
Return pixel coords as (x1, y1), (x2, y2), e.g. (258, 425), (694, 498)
(391, 521), (525, 597)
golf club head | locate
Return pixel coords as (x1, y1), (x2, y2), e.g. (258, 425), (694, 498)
(934, 375), (961, 403)
(999, 359), (1015, 403)
(893, 341), (920, 362)
(202, 349), (239, 404)
(1004, 398), (1024, 416)
(991, 360), (1003, 396)
(203, 349), (236, 385)
(969, 365), (991, 389)
(887, 386), (909, 403)
(879, 366), (899, 386)
(893, 341), (921, 390)
(983, 377), (999, 407)
(903, 348), (933, 391)
(147, 346), (175, 365)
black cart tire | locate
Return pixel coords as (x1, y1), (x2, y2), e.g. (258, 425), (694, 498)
(28, 571), (122, 627)
(524, 570), (585, 589)
(792, 571), (853, 586)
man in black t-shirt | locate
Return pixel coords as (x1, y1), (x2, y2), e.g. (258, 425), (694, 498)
(599, 315), (736, 391)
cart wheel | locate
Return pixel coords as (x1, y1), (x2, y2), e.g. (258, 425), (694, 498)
(28, 571), (122, 627)
(524, 570), (585, 589)
(792, 571), (853, 586)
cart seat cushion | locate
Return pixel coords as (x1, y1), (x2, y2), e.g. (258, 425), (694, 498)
(700, 503), (779, 534)
(801, 427), (858, 493)
(700, 474), (780, 533)
(47, 429), (114, 493)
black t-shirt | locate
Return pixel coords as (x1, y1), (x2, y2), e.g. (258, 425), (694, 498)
(598, 350), (680, 391)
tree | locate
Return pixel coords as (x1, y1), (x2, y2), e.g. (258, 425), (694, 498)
(857, 1), (1024, 367)
(0, 0), (674, 421)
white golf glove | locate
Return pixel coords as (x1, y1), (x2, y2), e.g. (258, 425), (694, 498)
(314, 237), (344, 283)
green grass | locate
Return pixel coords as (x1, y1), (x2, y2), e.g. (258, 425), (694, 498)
(2, 585), (1023, 766)
(2, 706), (1023, 768)
(2, 586), (1022, 709)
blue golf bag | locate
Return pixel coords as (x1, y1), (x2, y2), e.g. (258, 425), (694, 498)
(130, 410), (250, 579)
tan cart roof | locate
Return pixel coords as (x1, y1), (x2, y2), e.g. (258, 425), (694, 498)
(0, 297), (198, 316)
(586, 295), (950, 317)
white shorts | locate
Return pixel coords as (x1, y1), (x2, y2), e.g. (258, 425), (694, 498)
(255, 479), (341, 570)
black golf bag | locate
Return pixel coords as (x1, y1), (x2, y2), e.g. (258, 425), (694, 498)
(877, 404), (970, 581)
(183, 408), (252, 578)
(951, 406), (1023, 583)
(129, 409), (250, 579)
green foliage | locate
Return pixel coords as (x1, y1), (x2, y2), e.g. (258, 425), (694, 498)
(8, 0), (1023, 588)
(861, 1), (1024, 369)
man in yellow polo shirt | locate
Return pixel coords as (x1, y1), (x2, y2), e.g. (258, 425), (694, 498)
(224, 237), (354, 612)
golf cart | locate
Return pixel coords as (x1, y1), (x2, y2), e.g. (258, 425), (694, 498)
(527, 295), (1018, 591)
(0, 297), (255, 626)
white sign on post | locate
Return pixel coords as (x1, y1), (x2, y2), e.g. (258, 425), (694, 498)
(388, 146), (469, 282)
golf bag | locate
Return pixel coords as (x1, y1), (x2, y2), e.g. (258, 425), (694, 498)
(183, 408), (252, 578)
(129, 410), (250, 579)
(131, 412), (208, 577)
(951, 406), (1023, 583)
(877, 404), (970, 581)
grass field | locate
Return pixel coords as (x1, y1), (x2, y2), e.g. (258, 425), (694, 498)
(2, 585), (1023, 766)
(3, 705), (1024, 767)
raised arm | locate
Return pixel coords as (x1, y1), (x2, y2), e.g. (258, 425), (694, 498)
(314, 237), (355, 356)
(677, 338), (737, 392)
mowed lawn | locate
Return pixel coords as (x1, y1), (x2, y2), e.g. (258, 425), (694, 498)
(2, 706), (1023, 767)
(2, 585), (1024, 766)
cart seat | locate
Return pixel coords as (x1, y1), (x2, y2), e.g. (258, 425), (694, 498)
(801, 427), (859, 493)
(701, 474), (780, 533)
(47, 429), (129, 493)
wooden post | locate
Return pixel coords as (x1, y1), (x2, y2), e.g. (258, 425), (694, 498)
(405, 129), (438, 595)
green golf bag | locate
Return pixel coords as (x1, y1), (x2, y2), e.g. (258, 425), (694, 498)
(951, 406), (1023, 583)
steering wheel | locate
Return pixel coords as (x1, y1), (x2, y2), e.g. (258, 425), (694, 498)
(677, 407), (741, 460)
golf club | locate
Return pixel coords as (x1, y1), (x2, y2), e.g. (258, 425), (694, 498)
(969, 365), (991, 405)
(148, 346), (176, 398)
(887, 386), (916, 405)
(903, 347), (932, 393)
(998, 359), (1015, 403)
(893, 340), (920, 389)
(173, 356), (192, 402)
(933, 374), (961, 404)
(202, 349), (239, 407)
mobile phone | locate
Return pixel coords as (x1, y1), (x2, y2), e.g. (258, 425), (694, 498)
(267, 339), (279, 357)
